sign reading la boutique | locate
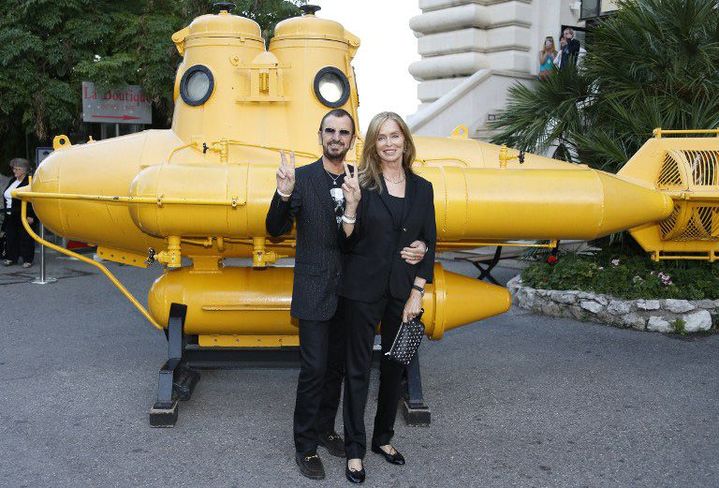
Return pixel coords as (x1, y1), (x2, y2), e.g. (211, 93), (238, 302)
(82, 81), (152, 125)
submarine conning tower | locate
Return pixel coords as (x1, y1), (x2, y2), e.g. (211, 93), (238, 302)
(170, 5), (361, 161)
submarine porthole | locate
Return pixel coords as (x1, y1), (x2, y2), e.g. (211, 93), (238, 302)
(180, 65), (214, 106)
(313, 67), (350, 108)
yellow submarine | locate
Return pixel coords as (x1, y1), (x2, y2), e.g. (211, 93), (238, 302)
(12, 4), (719, 423)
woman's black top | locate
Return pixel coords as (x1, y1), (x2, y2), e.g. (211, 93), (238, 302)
(385, 194), (404, 230)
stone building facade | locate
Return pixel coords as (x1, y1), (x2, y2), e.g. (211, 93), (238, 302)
(407, 0), (618, 139)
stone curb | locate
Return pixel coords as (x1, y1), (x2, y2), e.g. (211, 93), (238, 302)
(507, 275), (718, 333)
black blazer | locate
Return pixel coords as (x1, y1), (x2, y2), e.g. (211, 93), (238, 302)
(266, 159), (349, 321)
(2, 175), (35, 224)
(339, 172), (436, 303)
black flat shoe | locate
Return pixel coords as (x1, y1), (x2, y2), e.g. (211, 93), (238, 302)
(371, 444), (405, 465)
(295, 452), (325, 480)
(318, 430), (346, 457)
(345, 460), (365, 483)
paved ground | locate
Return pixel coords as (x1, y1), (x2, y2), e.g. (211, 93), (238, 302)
(1, 251), (718, 487)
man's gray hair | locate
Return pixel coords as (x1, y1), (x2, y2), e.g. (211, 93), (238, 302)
(9, 158), (31, 171)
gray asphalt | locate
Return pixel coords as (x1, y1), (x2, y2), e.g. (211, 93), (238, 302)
(1, 251), (717, 488)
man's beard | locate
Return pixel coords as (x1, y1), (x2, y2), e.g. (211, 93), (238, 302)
(323, 143), (350, 163)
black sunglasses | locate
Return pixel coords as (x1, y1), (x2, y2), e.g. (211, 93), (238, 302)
(323, 127), (352, 137)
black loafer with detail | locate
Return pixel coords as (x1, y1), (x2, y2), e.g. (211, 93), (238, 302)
(295, 452), (325, 480)
(318, 430), (346, 457)
(371, 444), (405, 465)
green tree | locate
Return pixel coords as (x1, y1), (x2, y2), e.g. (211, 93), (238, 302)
(0, 0), (304, 172)
(234, 0), (308, 40)
(490, 0), (719, 172)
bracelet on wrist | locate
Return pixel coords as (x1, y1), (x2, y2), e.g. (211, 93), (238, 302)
(411, 284), (425, 296)
(341, 214), (356, 224)
(277, 188), (292, 198)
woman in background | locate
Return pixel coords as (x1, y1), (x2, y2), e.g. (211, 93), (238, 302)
(2, 158), (36, 267)
(539, 36), (557, 79)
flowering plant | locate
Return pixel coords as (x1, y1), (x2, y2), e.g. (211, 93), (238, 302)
(521, 247), (719, 300)
(650, 271), (673, 286)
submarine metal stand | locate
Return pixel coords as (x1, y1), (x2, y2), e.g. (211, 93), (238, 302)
(149, 303), (431, 427)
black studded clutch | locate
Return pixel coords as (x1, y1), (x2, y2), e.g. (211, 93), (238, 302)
(385, 310), (425, 366)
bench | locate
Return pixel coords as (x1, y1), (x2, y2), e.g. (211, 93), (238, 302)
(452, 247), (527, 285)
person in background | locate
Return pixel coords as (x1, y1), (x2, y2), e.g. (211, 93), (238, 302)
(538, 36), (557, 80)
(2, 158), (36, 268)
(0, 170), (8, 260)
(560, 27), (581, 69)
(554, 37), (566, 68)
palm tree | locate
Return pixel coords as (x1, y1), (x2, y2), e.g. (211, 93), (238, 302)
(490, 0), (719, 173)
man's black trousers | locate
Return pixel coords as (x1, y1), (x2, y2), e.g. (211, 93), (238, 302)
(293, 312), (345, 454)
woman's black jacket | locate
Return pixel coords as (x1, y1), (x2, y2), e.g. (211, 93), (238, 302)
(339, 172), (436, 303)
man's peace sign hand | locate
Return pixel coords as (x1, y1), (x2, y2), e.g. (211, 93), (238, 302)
(276, 151), (296, 199)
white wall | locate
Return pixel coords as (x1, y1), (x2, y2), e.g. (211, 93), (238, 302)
(408, 0), (583, 139)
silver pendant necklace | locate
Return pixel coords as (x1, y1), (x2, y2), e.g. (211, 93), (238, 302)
(326, 169), (342, 186)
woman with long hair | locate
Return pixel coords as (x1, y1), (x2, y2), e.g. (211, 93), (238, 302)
(338, 112), (436, 483)
(539, 36), (557, 79)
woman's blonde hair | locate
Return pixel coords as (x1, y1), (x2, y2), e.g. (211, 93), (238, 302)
(359, 112), (416, 192)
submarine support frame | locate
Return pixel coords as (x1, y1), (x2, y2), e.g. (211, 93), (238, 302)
(148, 303), (432, 427)
(402, 353), (431, 426)
(149, 303), (201, 427)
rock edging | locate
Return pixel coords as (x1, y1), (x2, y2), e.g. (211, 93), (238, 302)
(507, 276), (718, 333)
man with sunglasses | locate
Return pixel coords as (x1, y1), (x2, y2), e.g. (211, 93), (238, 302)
(266, 109), (427, 480)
